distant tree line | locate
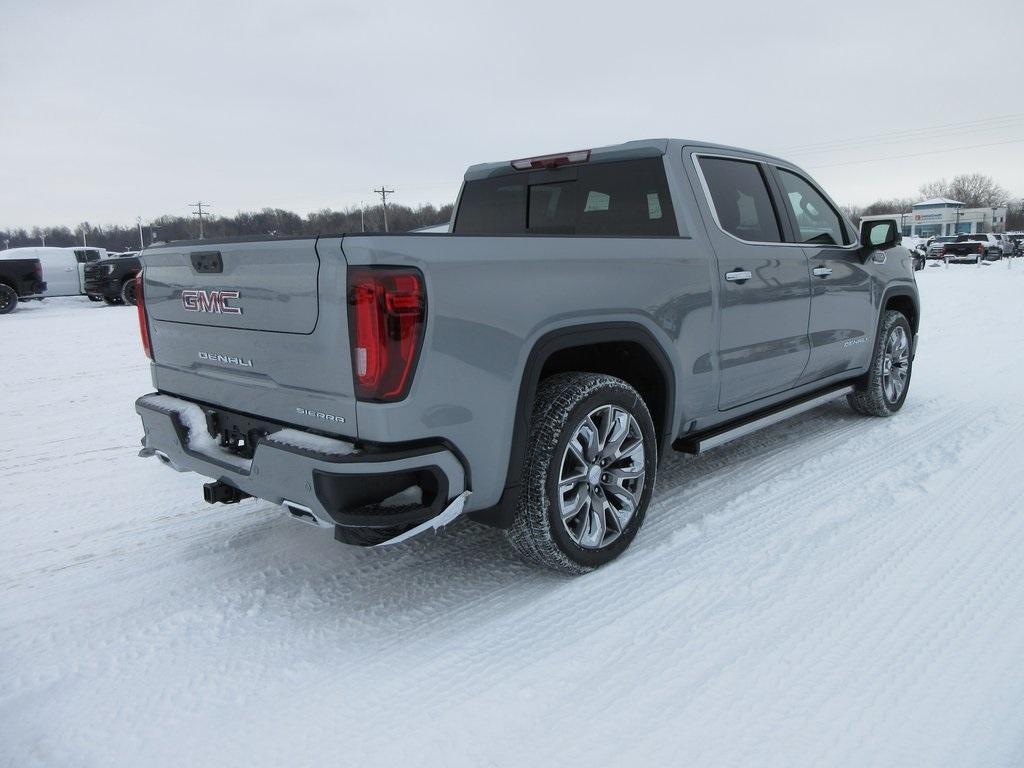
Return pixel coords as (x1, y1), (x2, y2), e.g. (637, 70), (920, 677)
(0, 202), (454, 251)
(845, 173), (1015, 227)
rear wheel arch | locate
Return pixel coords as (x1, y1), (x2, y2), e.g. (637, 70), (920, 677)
(469, 322), (676, 530)
(883, 289), (919, 335)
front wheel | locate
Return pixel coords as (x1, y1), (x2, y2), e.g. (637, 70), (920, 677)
(848, 311), (913, 417)
(505, 372), (657, 574)
(0, 284), (18, 315)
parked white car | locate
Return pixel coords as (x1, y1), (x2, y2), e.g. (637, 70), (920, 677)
(0, 246), (99, 297)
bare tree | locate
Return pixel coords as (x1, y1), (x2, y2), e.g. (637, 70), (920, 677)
(918, 174), (1009, 207)
(918, 179), (950, 200)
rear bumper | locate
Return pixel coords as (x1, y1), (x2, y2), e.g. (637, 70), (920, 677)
(84, 275), (119, 298)
(135, 393), (468, 535)
(19, 281), (46, 298)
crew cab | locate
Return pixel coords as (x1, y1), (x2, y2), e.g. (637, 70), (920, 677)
(134, 139), (920, 573)
(85, 253), (142, 305)
(0, 257), (46, 314)
(943, 233), (1002, 263)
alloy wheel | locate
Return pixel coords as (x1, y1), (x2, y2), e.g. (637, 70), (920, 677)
(882, 325), (910, 404)
(557, 405), (646, 549)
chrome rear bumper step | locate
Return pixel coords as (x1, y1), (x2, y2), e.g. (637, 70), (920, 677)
(673, 385), (856, 455)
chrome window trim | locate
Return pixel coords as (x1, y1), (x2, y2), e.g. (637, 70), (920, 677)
(690, 151), (861, 250)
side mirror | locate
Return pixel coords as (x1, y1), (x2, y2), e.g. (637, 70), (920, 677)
(860, 219), (901, 253)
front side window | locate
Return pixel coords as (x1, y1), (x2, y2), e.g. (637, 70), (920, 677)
(698, 157), (781, 243)
(776, 169), (851, 246)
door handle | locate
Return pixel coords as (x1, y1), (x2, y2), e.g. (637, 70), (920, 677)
(812, 266), (833, 277)
(725, 270), (752, 282)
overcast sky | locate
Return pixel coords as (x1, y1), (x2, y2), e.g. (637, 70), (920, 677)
(2, 0), (1022, 228)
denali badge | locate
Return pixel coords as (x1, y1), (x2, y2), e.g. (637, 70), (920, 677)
(199, 351), (253, 367)
(182, 289), (242, 315)
(296, 407), (346, 423)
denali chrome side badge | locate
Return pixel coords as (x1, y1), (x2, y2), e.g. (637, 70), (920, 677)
(199, 351), (253, 367)
(182, 289), (242, 314)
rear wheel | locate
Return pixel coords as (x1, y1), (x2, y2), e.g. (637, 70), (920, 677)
(0, 284), (18, 315)
(120, 278), (138, 306)
(506, 372), (657, 574)
(848, 311), (913, 417)
(103, 296), (123, 306)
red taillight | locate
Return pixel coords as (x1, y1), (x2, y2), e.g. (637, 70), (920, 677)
(511, 149), (591, 171)
(135, 272), (152, 359)
(347, 267), (425, 402)
(34, 261), (42, 279)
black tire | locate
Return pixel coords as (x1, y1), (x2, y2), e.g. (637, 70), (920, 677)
(848, 310), (913, 417)
(87, 294), (103, 302)
(0, 284), (18, 315)
(505, 372), (658, 574)
(120, 278), (138, 306)
(103, 295), (123, 306)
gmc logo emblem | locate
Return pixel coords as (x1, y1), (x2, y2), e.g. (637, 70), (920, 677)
(181, 289), (242, 315)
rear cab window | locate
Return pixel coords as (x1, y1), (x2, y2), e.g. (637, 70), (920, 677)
(696, 156), (782, 243)
(454, 157), (677, 237)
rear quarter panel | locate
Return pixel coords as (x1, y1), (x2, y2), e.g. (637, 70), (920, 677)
(340, 232), (716, 511)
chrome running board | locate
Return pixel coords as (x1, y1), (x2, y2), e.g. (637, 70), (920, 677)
(673, 385), (856, 455)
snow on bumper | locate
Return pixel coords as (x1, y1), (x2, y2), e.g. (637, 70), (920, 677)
(134, 393), (468, 535)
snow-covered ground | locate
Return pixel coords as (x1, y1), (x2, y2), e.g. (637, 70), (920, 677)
(3, 262), (1024, 767)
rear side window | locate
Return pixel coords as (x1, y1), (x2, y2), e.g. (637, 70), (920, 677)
(453, 177), (527, 234)
(453, 158), (677, 237)
(776, 169), (851, 246)
(698, 157), (781, 243)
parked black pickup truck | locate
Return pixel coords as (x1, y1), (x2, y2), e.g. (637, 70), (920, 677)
(85, 254), (141, 305)
(0, 258), (46, 315)
(942, 234), (1001, 264)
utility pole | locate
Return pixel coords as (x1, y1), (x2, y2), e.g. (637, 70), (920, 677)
(137, 216), (144, 250)
(373, 186), (394, 232)
(40, 233), (46, 246)
(360, 202), (365, 233)
(189, 201), (212, 239)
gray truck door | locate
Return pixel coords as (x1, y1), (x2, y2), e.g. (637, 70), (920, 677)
(769, 166), (874, 383)
(689, 153), (811, 410)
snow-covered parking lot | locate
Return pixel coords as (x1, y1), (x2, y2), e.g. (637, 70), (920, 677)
(3, 262), (1024, 767)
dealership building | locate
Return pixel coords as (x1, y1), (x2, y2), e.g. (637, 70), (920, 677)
(861, 198), (1009, 238)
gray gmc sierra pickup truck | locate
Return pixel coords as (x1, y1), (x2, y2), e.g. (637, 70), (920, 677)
(134, 139), (920, 573)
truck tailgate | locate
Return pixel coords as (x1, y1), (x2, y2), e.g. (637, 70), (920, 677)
(142, 236), (358, 436)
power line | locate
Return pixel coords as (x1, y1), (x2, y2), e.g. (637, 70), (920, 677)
(189, 201), (213, 239)
(777, 113), (1024, 155)
(805, 138), (1024, 170)
(373, 186), (394, 232)
(787, 120), (1024, 157)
